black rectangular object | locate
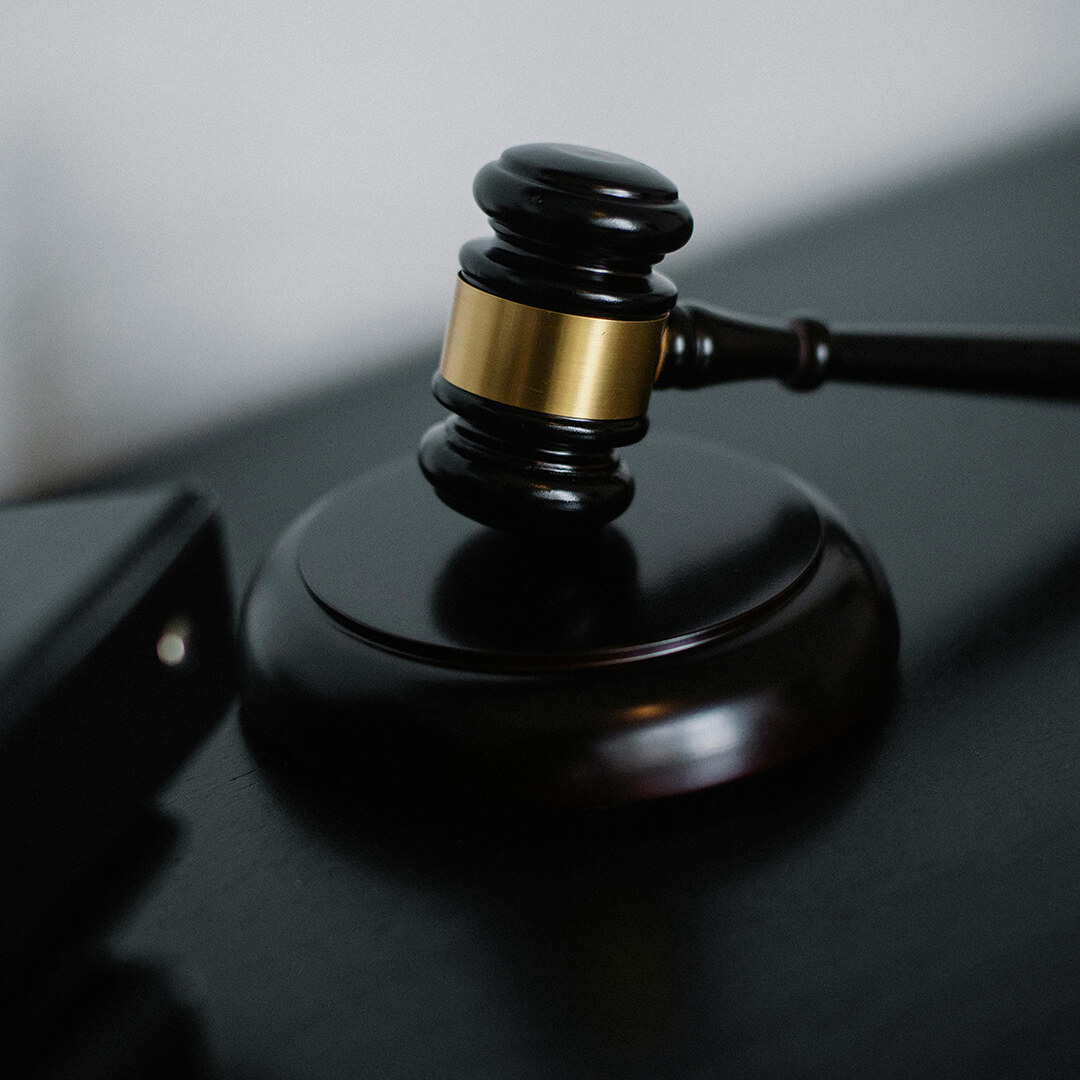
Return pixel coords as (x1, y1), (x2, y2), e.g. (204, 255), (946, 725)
(0, 485), (234, 980)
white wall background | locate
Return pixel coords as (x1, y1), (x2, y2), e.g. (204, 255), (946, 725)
(2, 1), (1079, 495)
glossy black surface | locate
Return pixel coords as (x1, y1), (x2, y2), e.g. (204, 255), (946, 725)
(660, 301), (1080, 397)
(242, 436), (896, 802)
(462, 143), (693, 318)
(419, 376), (646, 530)
(100, 127), (1080, 1078)
(306, 438), (822, 662)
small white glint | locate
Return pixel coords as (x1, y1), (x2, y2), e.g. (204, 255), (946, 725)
(157, 617), (192, 667)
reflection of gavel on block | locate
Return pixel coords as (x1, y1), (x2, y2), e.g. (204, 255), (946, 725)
(240, 144), (1080, 804)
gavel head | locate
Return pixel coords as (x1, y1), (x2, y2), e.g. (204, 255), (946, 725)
(418, 143), (693, 531)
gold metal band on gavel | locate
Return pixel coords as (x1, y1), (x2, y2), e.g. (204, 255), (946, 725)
(438, 278), (669, 421)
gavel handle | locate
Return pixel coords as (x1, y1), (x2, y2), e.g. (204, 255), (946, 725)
(657, 302), (1080, 400)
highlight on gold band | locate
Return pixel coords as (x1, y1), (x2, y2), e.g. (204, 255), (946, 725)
(439, 278), (668, 421)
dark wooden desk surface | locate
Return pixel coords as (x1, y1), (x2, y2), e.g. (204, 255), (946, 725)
(106, 127), (1080, 1078)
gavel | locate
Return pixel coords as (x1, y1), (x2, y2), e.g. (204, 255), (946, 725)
(420, 143), (1080, 531)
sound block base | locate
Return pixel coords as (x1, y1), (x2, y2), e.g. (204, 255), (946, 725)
(240, 435), (898, 804)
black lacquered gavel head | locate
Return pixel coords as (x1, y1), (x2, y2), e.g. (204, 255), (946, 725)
(418, 143), (693, 531)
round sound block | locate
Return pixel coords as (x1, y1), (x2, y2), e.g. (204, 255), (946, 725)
(240, 435), (898, 804)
